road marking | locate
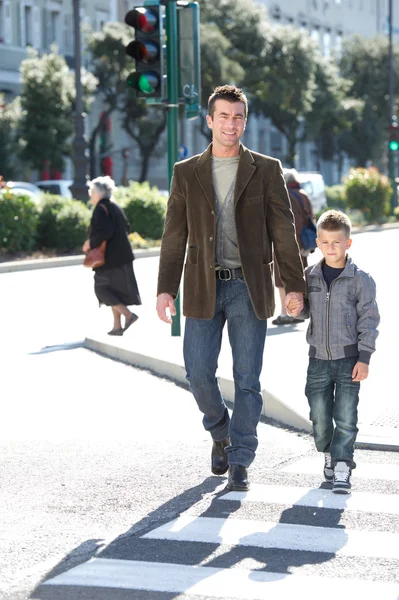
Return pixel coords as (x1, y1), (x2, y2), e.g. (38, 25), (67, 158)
(143, 515), (399, 559)
(222, 484), (399, 514)
(43, 558), (399, 598)
(282, 457), (399, 480)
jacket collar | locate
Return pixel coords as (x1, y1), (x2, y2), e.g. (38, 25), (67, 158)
(194, 143), (256, 210)
(309, 255), (356, 279)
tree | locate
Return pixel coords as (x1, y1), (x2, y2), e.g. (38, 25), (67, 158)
(85, 22), (132, 178)
(0, 95), (22, 180)
(19, 46), (97, 175)
(248, 25), (320, 166)
(200, 0), (267, 74)
(304, 59), (363, 172)
(199, 23), (244, 140)
(339, 34), (399, 166)
(121, 93), (167, 183)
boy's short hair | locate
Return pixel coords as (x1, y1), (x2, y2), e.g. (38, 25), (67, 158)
(317, 210), (352, 239)
(208, 85), (248, 119)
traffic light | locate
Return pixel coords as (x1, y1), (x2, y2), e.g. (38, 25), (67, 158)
(389, 117), (399, 152)
(124, 5), (164, 99)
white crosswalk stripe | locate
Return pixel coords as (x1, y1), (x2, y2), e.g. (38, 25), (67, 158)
(223, 483), (399, 514)
(43, 558), (399, 599)
(41, 457), (399, 598)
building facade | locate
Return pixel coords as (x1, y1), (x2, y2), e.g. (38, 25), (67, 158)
(1, 0), (399, 188)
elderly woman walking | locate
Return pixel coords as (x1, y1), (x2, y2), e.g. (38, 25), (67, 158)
(83, 176), (141, 336)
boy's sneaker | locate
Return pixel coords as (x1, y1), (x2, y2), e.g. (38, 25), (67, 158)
(333, 461), (352, 494)
(323, 453), (334, 482)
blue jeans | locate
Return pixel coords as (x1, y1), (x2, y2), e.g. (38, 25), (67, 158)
(183, 278), (267, 467)
(305, 357), (360, 469)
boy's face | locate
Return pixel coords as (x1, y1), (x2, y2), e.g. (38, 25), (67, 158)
(316, 228), (352, 268)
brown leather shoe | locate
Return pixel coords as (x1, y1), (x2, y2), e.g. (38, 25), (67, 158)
(226, 465), (250, 491)
(211, 436), (230, 475)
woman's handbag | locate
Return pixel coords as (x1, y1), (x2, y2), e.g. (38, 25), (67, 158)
(84, 240), (107, 268)
(84, 204), (109, 268)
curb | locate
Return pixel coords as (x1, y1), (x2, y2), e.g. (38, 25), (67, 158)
(0, 247), (160, 273)
(84, 336), (312, 435)
(83, 336), (399, 450)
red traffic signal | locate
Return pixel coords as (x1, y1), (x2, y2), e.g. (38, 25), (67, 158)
(125, 7), (158, 33)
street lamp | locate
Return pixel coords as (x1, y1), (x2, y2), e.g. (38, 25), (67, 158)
(70, 0), (89, 202)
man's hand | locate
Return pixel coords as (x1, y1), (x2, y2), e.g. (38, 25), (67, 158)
(352, 362), (369, 382)
(156, 293), (176, 324)
(285, 292), (304, 317)
(82, 240), (90, 253)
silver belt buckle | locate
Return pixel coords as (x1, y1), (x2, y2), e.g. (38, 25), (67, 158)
(219, 268), (232, 281)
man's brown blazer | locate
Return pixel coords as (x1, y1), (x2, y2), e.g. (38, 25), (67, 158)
(157, 143), (305, 320)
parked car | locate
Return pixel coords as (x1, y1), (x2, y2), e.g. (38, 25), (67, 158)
(35, 179), (73, 199)
(5, 181), (42, 203)
(295, 172), (327, 214)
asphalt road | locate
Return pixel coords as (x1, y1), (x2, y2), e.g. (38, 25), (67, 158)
(1, 228), (399, 599)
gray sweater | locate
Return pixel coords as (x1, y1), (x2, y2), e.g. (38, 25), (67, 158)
(302, 256), (380, 364)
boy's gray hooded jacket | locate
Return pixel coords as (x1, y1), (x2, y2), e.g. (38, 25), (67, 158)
(302, 256), (379, 364)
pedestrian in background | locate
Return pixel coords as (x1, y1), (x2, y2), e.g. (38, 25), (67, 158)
(83, 176), (141, 336)
(156, 85), (305, 491)
(288, 210), (379, 493)
(272, 169), (314, 326)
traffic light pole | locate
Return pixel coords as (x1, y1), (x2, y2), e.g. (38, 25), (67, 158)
(166, 0), (181, 336)
(388, 0), (398, 210)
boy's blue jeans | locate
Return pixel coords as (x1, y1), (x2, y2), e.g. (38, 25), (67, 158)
(305, 356), (360, 469)
(183, 278), (267, 468)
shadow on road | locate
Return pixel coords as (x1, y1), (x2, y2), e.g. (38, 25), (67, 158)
(31, 476), (350, 599)
(28, 341), (84, 355)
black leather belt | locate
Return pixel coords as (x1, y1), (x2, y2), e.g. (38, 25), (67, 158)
(216, 267), (243, 281)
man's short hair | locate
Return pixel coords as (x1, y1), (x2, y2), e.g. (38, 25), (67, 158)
(317, 210), (352, 238)
(208, 85), (248, 119)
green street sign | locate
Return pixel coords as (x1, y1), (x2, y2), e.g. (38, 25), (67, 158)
(177, 2), (201, 119)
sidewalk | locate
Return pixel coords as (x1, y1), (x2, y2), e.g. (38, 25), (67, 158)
(4, 226), (399, 451)
(83, 309), (399, 452)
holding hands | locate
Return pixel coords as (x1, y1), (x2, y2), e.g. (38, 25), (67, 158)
(285, 292), (304, 318)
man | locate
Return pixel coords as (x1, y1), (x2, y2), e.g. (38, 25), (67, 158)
(156, 85), (304, 491)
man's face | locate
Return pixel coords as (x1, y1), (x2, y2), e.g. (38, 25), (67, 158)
(206, 99), (247, 154)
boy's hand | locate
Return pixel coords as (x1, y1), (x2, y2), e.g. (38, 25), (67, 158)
(285, 292), (303, 317)
(352, 362), (369, 382)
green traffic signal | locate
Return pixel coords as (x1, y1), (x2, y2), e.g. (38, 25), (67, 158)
(389, 140), (399, 152)
(126, 72), (160, 95)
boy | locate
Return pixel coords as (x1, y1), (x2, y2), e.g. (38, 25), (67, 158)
(287, 210), (379, 493)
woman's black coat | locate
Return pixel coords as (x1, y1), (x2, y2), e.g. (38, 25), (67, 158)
(89, 197), (134, 271)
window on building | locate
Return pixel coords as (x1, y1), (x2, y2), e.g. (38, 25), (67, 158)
(24, 5), (33, 46)
(50, 10), (61, 45)
(0, 1), (4, 43)
(311, 27), (321, 45)
(335, 31), (343, 58)
(323, 30), (331, 59)
(96, 10), (109, 31)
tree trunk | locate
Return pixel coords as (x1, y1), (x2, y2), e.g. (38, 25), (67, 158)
(286, 136), (297, 168)
(88, 108), (114, 179)
(139, 151), (151, 183)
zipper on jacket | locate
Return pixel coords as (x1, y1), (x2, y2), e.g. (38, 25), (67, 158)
(326, 291), (332, 359)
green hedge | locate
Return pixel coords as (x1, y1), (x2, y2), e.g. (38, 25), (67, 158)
(115, 181), (167, 240)
(325, 185), (346, 210)
(344, 168), (391, 223)
(0, 190), (38, 252)
(36, 195), (91, 251)
(1, 182), (166, 254)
